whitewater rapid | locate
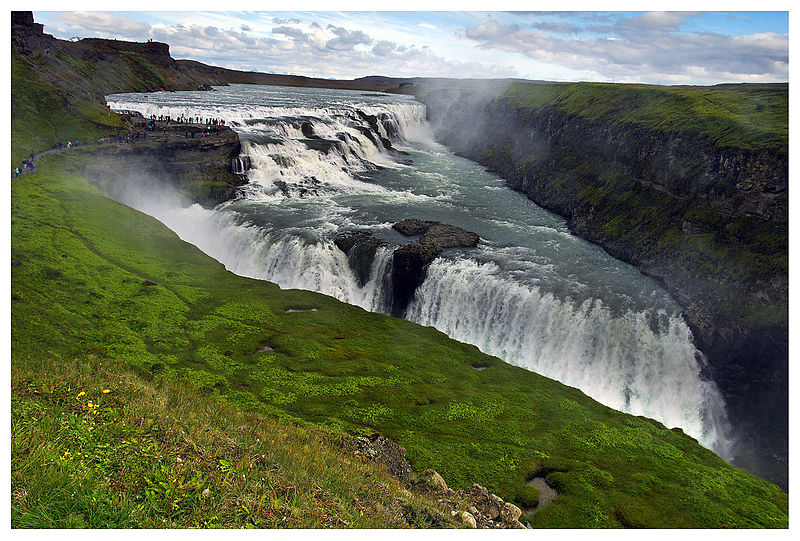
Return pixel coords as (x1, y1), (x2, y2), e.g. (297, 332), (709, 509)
(106, 84), (731, 457)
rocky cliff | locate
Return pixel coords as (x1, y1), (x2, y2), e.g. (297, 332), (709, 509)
(420, 82), (788, 489)
(12, 13), (246, 206)
(76, 116), (246, 208)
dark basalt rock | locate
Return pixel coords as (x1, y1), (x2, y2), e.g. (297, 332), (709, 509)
(356, 109), (381, 132)
(393, 219), (480, 253)
(78, 119), (245, 208)
(334, 232), (387, 288)
(356, 126), (381, 148)
(335, 220), (480, 317)
(300, 138), (345, 155)
(300, 121), (316, 139)
(390, 220), (479, 316)
(391, 243), (433, 316)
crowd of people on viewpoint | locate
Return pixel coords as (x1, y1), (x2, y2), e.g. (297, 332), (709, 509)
(148, 114), (226, 127)
(145, 114), (227, 138)
(13, 113), (230, 178)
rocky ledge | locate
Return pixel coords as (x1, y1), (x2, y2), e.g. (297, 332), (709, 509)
(390, 219), (479, 315)
(350, 432), (528, 529)
(77, 116), (247, 208)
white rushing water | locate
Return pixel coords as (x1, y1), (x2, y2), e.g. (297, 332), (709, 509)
(106, 84), (731, 458)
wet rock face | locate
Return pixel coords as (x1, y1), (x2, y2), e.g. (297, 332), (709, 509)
(390, 219), (479, 316)
(79, 120), (245, 208)
(390, 243), (433, 316)
(333, 232), (387, 288)
(335, 220), (480, 317)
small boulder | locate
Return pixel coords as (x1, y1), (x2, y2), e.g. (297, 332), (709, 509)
(464, 484), (501, 520)
(501, 502), (522, 523)
(351, 433), (412, 481)
(421, 469), (449, 492)
(460, 511), (477, 529)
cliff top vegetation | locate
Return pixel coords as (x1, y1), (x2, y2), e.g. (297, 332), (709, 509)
(501, 81), (788, 155)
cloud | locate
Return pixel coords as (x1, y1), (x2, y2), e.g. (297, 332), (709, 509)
(42, 10), (783, 84)
(52, 14), (509, 80)
(529, 21), (581, 36)
(150, 24), (264, 61)
(465, 21), (507, 41)
(324, 26), (372, 51)
(630, 11), (700, 30)
(464, 12), (788, 84)
(373, 40), (396, 56)
(51, 11), (150, 40)
(272, 26), (308, 41)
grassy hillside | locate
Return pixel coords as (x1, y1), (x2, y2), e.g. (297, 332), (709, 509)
(11, 51), (122, 165)
(12, 355), (460, 528)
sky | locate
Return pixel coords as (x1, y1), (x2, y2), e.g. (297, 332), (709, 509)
(28, 3), (790, 85)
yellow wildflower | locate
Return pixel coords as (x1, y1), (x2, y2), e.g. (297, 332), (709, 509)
(102, 389), (111, 394)
(76, 391), (86, 398)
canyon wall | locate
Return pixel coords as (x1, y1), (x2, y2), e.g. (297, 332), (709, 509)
(420, 82), (788, 488)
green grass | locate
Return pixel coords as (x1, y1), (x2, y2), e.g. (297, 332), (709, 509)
(502, 81), (788, 154)
(11, 356), (457, 528)
(10, 152), (788, 528)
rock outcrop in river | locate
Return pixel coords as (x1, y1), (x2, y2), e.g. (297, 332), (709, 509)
(335, 220), (480, 316)
(391, 220), (479, 316)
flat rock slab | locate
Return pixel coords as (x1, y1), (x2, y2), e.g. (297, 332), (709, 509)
(392, 219), (479, 255)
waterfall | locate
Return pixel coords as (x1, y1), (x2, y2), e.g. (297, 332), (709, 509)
(406, 258), (730, 453)
(231, 156), (251, 175)
(104, 85), (732, 459)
